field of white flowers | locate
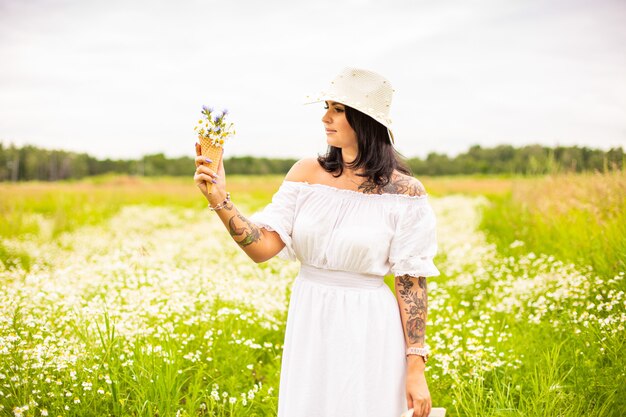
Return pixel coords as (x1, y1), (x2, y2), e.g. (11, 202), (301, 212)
(1, 189), (624, 416)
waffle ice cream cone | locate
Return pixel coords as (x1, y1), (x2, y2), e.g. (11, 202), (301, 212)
(199, 136), (224, 194)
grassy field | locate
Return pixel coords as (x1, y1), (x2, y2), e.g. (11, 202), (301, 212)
(0, 173), (624, 416)
(480, 172), (626, 279)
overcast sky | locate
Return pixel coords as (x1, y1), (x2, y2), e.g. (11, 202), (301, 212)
(1, 0), (625, 160)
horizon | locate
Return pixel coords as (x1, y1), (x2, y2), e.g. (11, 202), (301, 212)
(1, 139), (622, 161)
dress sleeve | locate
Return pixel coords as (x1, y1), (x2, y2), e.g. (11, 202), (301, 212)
(388, 198), (441, 278)
(248, 181), (299, 261)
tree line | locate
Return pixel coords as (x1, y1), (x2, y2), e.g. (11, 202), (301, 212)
(0, 142), (623, 182)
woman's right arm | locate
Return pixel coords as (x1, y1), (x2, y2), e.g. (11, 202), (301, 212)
(210, 196), (286, 263)
(194, 144), (311, 263)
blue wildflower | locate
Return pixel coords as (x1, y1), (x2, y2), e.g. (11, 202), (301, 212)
(222, 108), (229, 116)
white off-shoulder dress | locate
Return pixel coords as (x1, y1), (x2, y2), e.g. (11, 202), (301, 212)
(249, 180), (440, 417)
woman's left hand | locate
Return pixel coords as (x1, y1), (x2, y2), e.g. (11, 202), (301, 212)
(406, 369), (431, 417)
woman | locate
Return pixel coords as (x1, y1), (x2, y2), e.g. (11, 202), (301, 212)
(194, 67), (440, 417)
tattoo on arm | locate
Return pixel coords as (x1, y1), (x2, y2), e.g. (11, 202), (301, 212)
(227, 208), (262, 247)
(397, 274), (428, 345)
(358, 175), (426, 196)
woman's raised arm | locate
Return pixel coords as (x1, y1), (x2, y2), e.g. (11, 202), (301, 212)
(194, 143), (288, 263)
(194, 144), (311, 263)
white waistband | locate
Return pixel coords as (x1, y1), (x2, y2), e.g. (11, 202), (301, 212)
(297, 264), (385, 289)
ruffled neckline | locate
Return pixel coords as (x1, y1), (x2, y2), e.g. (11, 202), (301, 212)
(283, 180), (430, 201)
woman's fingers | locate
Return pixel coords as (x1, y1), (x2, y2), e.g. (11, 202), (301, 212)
(195, 165), (219, 178)
(414, 400), (427, 417)
(195, 172), (217, 184)
(407, 395), (425, 417)
(195, 155), (213, 163)
(195, 155), (214, 167)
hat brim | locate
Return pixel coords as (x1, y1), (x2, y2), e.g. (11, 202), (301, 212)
(303, 93), (395, 145)
(302, 92), (328, 105)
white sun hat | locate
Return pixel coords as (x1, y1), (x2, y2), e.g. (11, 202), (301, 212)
(304, 67), (396, 144)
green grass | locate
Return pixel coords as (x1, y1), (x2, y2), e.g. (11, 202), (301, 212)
(452, 341), (618, 417)
(473, 171), (626, 416)
(0, 176), (197, 241)
(3, 298), (283, 416)
(0, 175), (282, 270)
(479, 171), (626, 279)
(1, 173), (624, 416)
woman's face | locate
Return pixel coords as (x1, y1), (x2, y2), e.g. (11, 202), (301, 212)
(322, 100), (357, 149)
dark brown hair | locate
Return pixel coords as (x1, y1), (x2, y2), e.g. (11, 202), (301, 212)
(316, 104), (413, 187)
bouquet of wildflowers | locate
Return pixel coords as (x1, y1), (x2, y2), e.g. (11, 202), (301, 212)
(194, 106), (236, 193)
(195, 106), (236, 147)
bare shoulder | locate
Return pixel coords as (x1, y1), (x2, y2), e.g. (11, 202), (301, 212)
(384, 171), (427, 197)
(284, 157), (319, 182)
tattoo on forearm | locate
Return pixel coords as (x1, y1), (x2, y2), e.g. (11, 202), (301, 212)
(227, 211), (261, 247)
(397, 274), (428, 345)
(222, 200), (234, 211)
